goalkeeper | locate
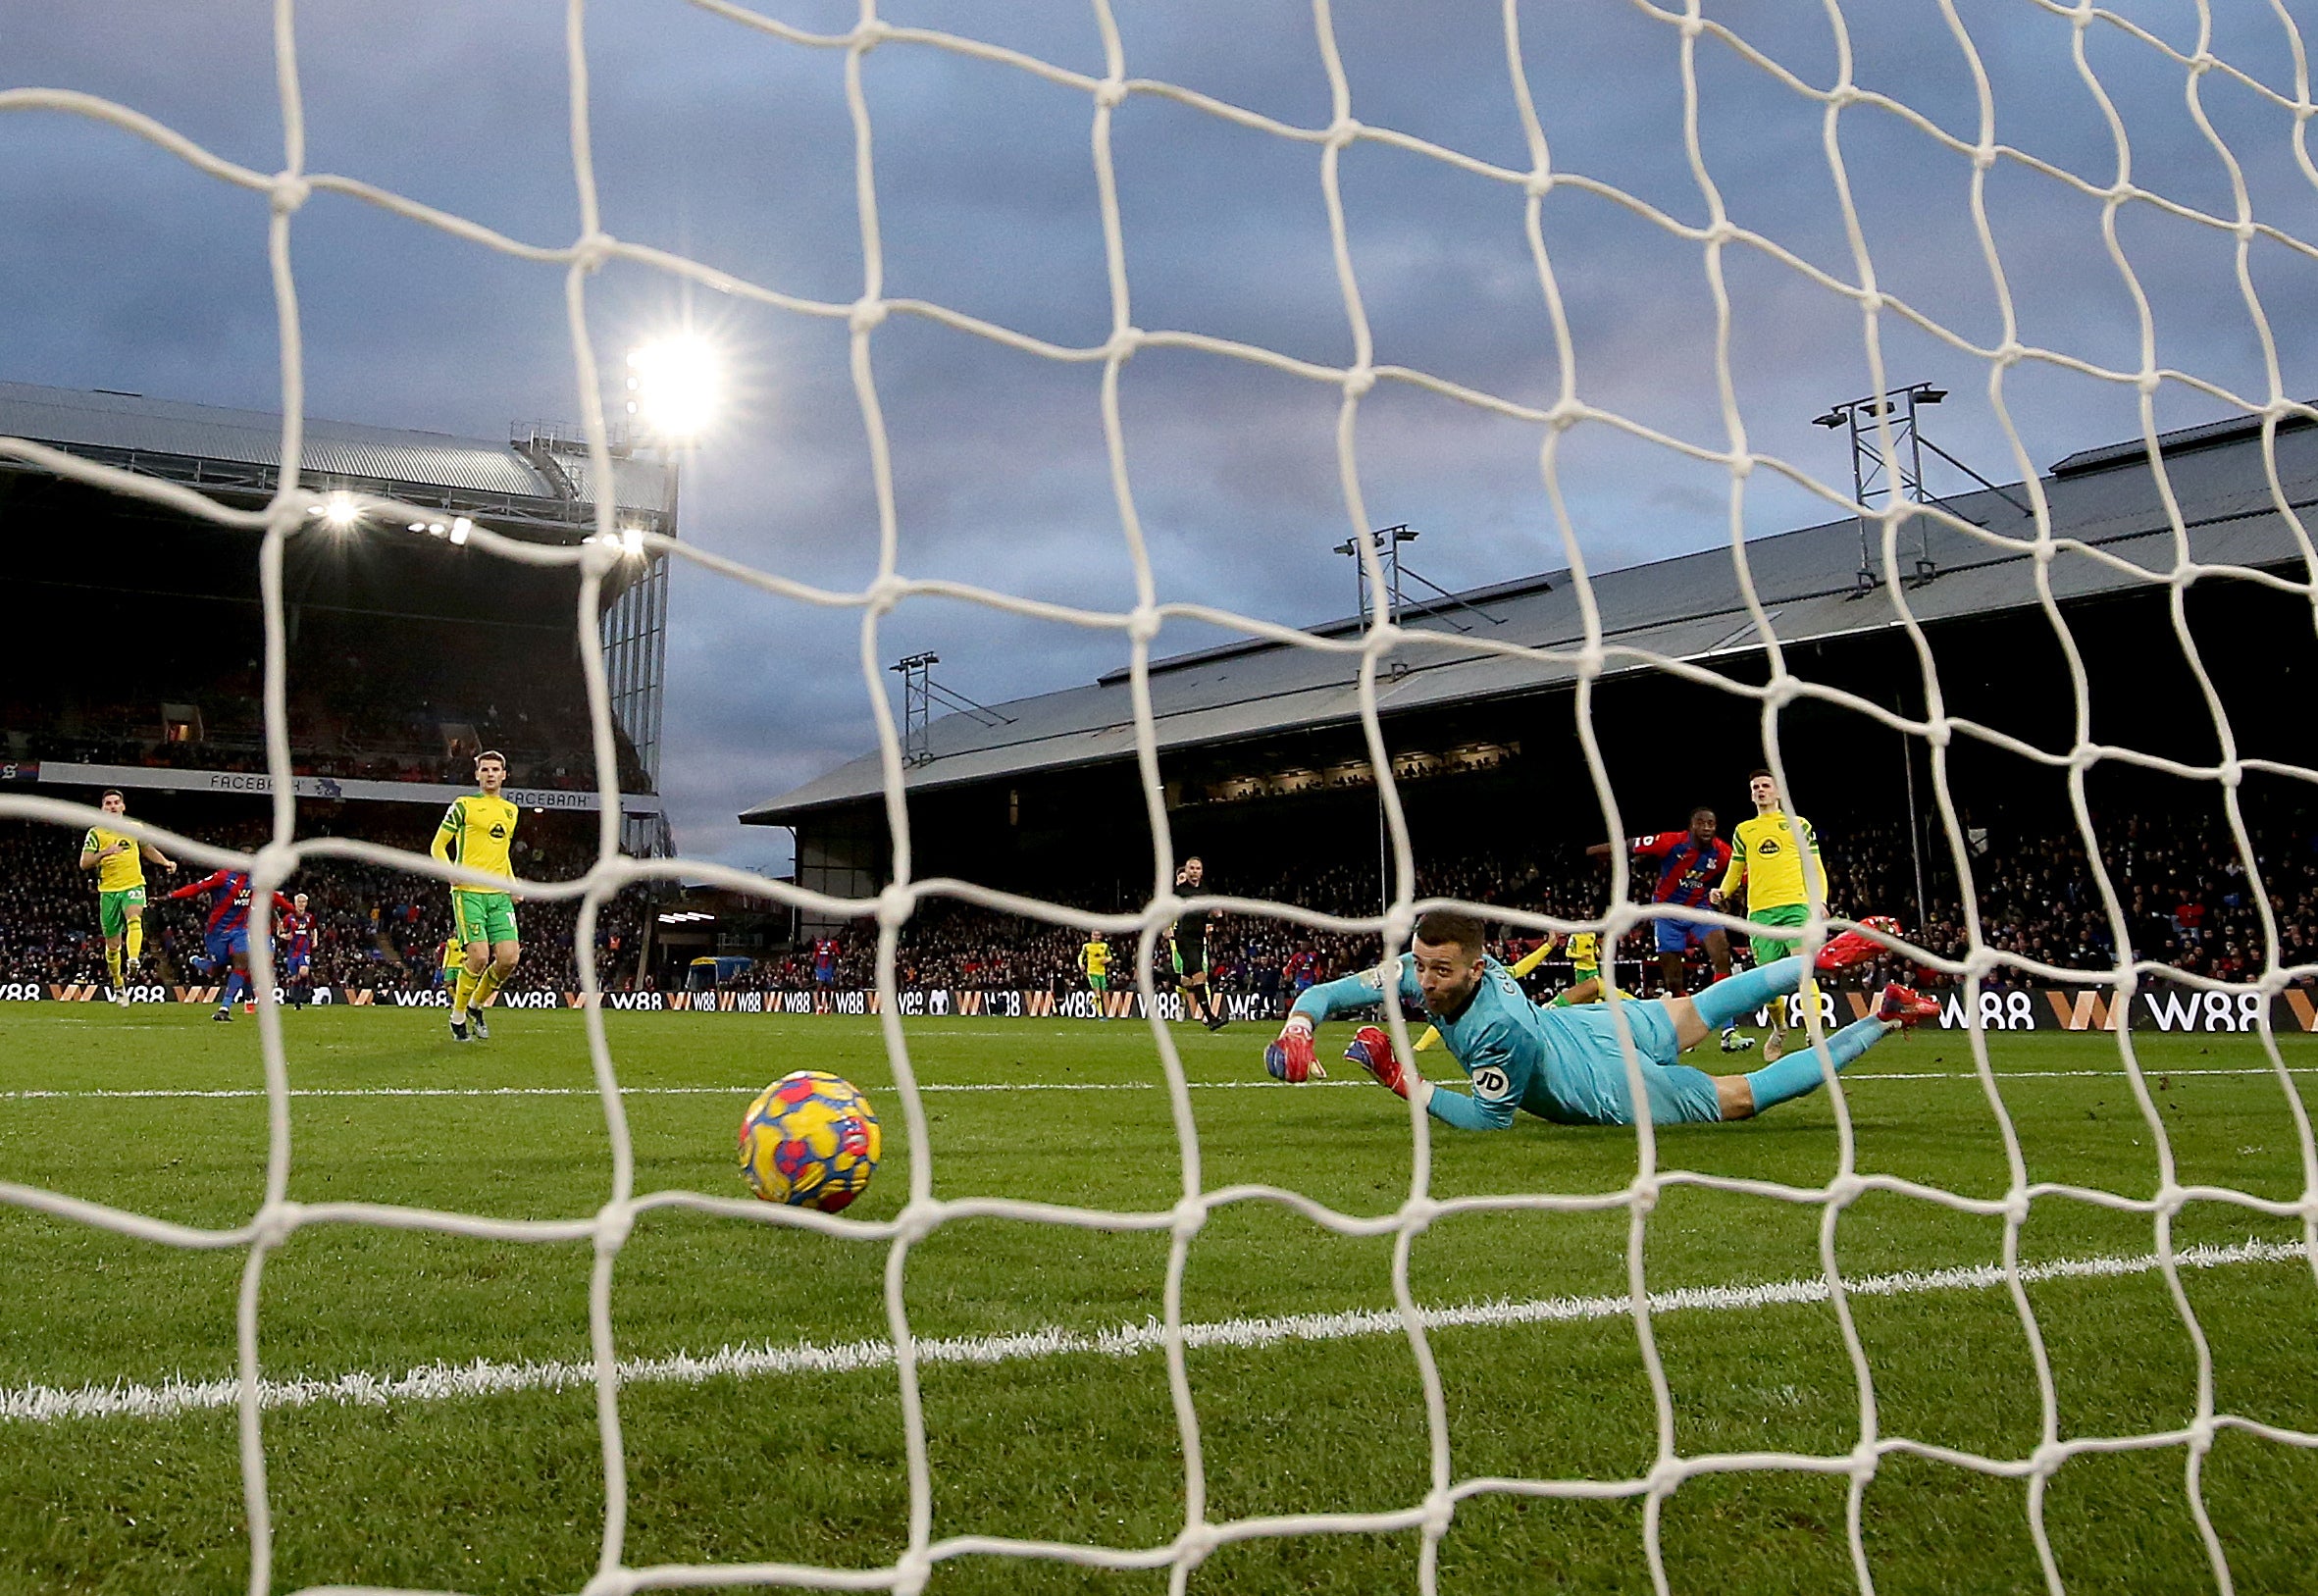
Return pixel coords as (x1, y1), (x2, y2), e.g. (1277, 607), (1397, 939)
(1264, 908), (1932, 1128)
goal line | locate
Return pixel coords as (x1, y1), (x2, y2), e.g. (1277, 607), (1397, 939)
(6, 1237), (2302, 1427)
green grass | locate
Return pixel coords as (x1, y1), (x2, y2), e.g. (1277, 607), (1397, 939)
(1, 1005), (2314, 1594)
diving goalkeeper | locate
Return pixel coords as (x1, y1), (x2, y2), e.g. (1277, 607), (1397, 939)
(1263, 908), (1932, 1128)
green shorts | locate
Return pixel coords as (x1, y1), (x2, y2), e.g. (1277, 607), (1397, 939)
(1748, 902), (1810, 967)
(453, 891), (519, 947)
(1087, 973), (1108, 993)
(1572, 964), (1600, 986)
(98, 887), (146, 939)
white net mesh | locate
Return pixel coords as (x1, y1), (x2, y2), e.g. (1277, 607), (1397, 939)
(4, 1), (2318, 1592)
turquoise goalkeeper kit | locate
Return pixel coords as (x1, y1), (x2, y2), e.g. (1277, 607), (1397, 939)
(1292, 954), (1723, 1129)
(1293, 953), (1894, 1130)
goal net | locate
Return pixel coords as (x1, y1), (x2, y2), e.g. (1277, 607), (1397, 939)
(4, 2), (2317, 1593)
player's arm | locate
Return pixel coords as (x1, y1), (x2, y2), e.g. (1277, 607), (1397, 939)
(77, 830), (102, 871)
(1712, 837), (1746, 905)
(166, 870), (230, 901)
(1344, 1026), (1520, 1130)
(429, 800), (462, 868)
(1804, 822), (1828, 908)
(1267, 961), (1406, 1082)
(139, 841), (178, 871)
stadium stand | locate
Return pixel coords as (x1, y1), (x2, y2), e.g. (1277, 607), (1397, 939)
(0, 381), (669, 809)
(0, 382), (676, 996)
(729, 406), (2318, 1009)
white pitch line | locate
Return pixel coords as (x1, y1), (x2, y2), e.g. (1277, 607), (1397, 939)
(2, 1238), (2304, 1426)
(2, 1065), (2316, 1104)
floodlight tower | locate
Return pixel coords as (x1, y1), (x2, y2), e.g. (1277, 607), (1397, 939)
(1332, 525), (1509, 678)
(592, 334), (725, 853)
(890, 652), (1014, 767)
(1813, 382), (2031, 595)
(893, 652), (939, 767)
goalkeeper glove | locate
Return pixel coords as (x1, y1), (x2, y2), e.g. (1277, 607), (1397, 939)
(1344, 1024), (1425, 1106)
(1264, 1016), (1326, 1083)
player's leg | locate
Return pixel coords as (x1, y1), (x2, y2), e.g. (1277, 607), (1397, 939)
(468, 896), (521, 1037)
(1697, 926), (1752, 1053)
(1723, 985), (1937, 1118)
(215, 936), (248, 1018)
(1549, 972), (1601, 1006)
(99, 892), (127, 997)
(449, 896), (489, 1037)
(123, 896), (146, 979)
(1747, 905), (1810, 1060)
(1192, 969), (1223, 1030)
(1660, 919), (1898, 1051)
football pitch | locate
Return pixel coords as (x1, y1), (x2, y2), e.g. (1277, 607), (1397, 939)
(1, 1006), (2313, 1595)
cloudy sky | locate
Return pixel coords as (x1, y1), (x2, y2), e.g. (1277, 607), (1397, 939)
(7, 0), (2318, 870)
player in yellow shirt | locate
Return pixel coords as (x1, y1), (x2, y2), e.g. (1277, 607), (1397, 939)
(1711, 769), (1827, 1062)
(1078, 933), (1112, 1019)
(438, 911), (468, 987)
(431, 750), (523, 1043)
(77, 788), (178, 1001)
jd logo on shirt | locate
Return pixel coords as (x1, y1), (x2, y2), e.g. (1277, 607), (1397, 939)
(1471, 1064), (1511, 1099)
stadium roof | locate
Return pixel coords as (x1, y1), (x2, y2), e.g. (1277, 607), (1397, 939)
(745, 411), (2318, 826)
(0, 380), (675, 531)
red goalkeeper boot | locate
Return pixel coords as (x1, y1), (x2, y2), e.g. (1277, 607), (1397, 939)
(1876, 983), (1939, 1027)
(1816, 915), (1903, 973)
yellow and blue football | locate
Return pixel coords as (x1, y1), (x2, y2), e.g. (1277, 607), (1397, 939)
(738, 1070), (881, 1212)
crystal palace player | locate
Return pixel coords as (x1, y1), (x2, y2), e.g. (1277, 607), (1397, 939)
(166, 866), (293, 1021)
(1265, 908), (1932, 1129)
(278, 892), (318, 1009)
(1586, 807), (1753, 1053)
(77, 788), (178, 1001)
(432, 750), (522, 1043)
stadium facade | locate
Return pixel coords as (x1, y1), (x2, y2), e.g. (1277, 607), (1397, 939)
(0, 380), (675, 855)
(746, 412), (2318, 929)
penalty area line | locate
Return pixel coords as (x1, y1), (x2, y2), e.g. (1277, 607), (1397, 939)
(2, 1238), (2304, 1425)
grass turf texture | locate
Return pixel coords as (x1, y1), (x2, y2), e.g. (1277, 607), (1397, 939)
(0, 1005), (2313, 1594)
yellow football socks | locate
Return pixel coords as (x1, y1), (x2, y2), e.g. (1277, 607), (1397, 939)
(452, 966), (482, 1019)
(472, 964), (507, 1010)
(125, 918), (143, 965)
(106, 948), (123, 987)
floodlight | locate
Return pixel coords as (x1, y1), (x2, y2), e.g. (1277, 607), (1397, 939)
(428, 521), (447, 536)
(449, 517), (472, 545)
(625, 334), (723, 440)
(621, 526), (644, 557)
(408, 521), (427, 533)
(321, 491), (359, 529)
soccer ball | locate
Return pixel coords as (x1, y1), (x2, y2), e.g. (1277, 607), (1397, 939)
(738, 1071), (881, 1212)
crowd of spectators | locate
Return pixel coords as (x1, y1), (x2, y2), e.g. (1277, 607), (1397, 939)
(2, 614), (650, 795)
(0, 818), (655, 994)
(740, 808), (2318, 1007)
(8, 804), (2316, 1004)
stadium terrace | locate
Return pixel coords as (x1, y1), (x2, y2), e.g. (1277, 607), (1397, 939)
(0, 380), (674, 854)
